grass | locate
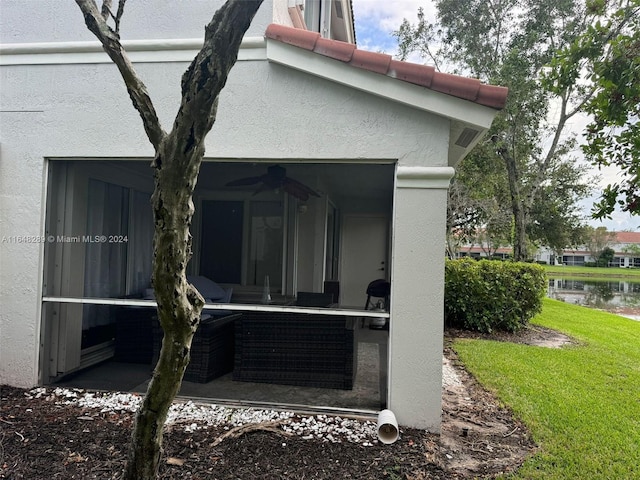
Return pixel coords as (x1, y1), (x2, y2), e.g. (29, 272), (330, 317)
(544, 264), (640, 279)
(453, 298), (640, 479)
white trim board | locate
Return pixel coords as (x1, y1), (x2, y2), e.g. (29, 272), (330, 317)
(0, 37), (267, 65)
(41, 296), (390, 318)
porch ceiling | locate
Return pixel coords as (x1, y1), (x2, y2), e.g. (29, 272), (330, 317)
(90, 160), (395, 203)
(201, 161), (395, 204)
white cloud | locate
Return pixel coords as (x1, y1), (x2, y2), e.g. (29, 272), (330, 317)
(352, 0), (434, 28)
(352, 0), (433, 54)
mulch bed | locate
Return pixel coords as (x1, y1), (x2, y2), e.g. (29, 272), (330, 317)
(1, 329), (542, 479)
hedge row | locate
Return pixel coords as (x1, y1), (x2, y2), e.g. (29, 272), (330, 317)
(444, 258), (547, 333)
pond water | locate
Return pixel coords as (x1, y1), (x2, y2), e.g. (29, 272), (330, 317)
(547, 277), (640, 321)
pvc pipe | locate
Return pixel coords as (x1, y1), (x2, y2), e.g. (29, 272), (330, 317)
(376, 409), (399, 444)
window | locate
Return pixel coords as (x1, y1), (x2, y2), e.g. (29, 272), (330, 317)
(563, 255), (585, 266)
(248, 201), (284, 288)
(81, 179), (130, 347)
(324, 202), (339, 281)
(199, 199), (285, 290)
(303, 0), (354, 43)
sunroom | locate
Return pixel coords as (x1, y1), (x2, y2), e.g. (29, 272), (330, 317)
(42, 159), (395, 412)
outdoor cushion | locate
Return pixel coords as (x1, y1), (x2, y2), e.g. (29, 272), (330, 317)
(143, 280), (231, 304)
(188, 275), (226, 301)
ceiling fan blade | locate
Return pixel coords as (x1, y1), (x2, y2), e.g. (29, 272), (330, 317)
(251, 183), (272, 197)
(226, 165), (320, 201)
(283, 177), (320, 201)
(225, 175), (265, 187)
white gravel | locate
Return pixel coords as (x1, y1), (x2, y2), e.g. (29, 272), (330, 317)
(442, 356), (463, 388)
(25, 356), (458, 446)
(25, 387), (378, 446)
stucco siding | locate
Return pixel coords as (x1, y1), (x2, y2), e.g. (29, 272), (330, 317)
(0, 0), (273, 44)
(389, 183), (449, 431)
(210, 61), (449, 162)
(1, 47), (448, 387)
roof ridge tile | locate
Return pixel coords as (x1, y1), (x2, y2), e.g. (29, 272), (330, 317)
(266, 23), (319, 51)
(388, 60), (435, 88)
(349, 49), (391, 74)
(315, 36), (355, 62)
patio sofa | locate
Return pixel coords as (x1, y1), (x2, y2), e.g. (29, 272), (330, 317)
(114, 275), (233, 367)
(233, 310), (356, 390)
(152, 312), (241, 383)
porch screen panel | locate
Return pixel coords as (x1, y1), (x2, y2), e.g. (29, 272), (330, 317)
(129, 190), (154, 294)
(200, 200), (244, 284)
(248, 201), (283, 289)
(82, 179), (129, 331)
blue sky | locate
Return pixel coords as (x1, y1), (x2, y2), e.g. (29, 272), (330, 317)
(351, 0), (429, 56)
(350, 0), (637, 232)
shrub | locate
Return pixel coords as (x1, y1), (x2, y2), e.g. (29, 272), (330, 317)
(444, 258), (547, 333)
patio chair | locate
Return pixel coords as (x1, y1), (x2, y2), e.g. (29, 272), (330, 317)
(295, 291), (335, 307)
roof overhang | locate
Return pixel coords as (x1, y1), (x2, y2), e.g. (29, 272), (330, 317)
(266, 39), (501, 167)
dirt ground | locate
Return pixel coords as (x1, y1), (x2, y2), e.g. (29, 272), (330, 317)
(0, 326), (572, 480)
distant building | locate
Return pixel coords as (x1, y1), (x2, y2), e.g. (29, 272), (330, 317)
(455, 231), (640, 267)
(546, 231), (640, 267)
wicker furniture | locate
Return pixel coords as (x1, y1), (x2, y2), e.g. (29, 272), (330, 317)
(152, 313), (241, 383)
(233, 311), (356, 390)
(114, 307), (156, 364)
(295, 291), (335, 307)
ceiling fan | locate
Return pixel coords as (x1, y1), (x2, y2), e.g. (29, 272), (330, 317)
(225, 165), (320, 201)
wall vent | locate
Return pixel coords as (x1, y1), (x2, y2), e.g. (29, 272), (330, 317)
(455, 128), (480, 147)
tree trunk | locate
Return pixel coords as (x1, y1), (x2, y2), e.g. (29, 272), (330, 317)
(75, 1), (264, 476)
(507, 159), (528, 261)
(71, 1), (264, 478)
(123, 137), (205, 479)
(494, 138), (528, 261)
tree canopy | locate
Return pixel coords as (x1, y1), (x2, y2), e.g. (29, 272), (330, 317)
(396, 0), (605, 260)
(546, 0), (640, 219)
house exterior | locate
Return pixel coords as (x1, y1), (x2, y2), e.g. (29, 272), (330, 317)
(456, 231), (640, 267)
(539, 231), (640, 267)
(0, 0), (506, 431)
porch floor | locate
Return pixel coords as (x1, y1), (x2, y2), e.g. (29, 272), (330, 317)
(53, 328), (386, 413)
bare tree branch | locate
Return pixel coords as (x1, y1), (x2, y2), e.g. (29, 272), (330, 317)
(169, 0), (263, 167)
(75, 0), (166, 150)
(113, 0), (126, 34)
(100, 0), (111, 20)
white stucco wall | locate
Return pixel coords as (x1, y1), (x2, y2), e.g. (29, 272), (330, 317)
(0, 0), (273, 43)
(390, 179), (451, 429)
(0, 0), (495, 431)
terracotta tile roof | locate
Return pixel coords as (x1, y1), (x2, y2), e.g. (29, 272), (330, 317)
(265, 24), (508, 110)
(614, 231), (640, 244)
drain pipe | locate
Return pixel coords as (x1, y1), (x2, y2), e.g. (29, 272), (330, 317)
(376, 409), (399, 444)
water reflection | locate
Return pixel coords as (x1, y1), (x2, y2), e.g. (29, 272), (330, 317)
(547, 278), (640, 312)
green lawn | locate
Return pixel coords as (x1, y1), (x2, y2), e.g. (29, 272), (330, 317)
(544, 264), (640, 279)
(453, 298), (640, 479)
